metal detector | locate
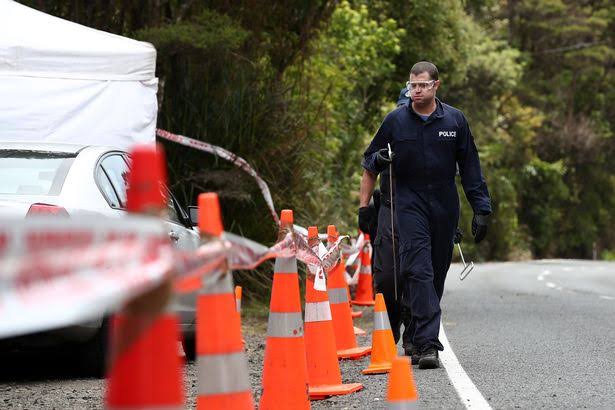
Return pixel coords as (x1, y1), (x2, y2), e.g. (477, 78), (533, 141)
(457, 242), (475, 280)
(387, 143), (398, 300)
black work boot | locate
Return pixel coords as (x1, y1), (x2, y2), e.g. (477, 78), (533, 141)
(403, 344), (420, 366)
(418, 347), (440, 369)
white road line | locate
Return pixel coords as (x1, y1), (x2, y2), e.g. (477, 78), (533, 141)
(537, 269), (550, 281)
(599, 295), (614, 300)
(440, 324), (492, 409)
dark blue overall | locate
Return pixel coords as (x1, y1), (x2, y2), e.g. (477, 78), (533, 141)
(362, 99), (491, 352)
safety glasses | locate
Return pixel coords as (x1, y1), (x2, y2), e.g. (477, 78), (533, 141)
(406, 80), (436, 92)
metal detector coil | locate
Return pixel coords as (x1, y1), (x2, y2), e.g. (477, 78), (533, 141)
(457, 243), (474, 280)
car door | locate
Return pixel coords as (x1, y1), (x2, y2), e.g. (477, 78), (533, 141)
(98, 152), (200, 331)
(162, 189), (200, 252)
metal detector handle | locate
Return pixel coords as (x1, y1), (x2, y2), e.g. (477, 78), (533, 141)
(457, 243), (475, 281)
(387, 143), (398, 301)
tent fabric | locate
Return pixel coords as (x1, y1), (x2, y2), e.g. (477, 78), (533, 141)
(0, 0), (156, 81)
(0, 76), (158, 147)
(0, 0), (158, 149)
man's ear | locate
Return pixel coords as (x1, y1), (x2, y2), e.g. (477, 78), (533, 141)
(434, 80), (441, 91)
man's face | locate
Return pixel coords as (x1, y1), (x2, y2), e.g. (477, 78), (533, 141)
(408, 72), (439, 105)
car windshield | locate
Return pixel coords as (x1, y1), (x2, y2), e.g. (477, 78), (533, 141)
(0, 150), (75, 195)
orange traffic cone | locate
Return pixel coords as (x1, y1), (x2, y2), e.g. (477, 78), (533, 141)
(352, 235), (375, 306)
(105, 144), (184, 409)
(346, 256), (366, 333)
(235, 285), (246, 346)
(362, 293), (397, 374)
(387, 356), (419, 408)
(106, 314), (184, 409)
(304, 226), (363, 400)
(235, 286), (242, 313)
(346, 246), (363, 318)
(196, 193), (253, 409)
(259, 210), (310, 410)
(326, 225), (371, 360)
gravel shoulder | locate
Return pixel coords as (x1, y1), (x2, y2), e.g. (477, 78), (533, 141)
(0, 303), (459, 409)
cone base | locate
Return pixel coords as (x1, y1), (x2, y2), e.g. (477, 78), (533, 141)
(260, 336), (310, 410)
(308, 382), (364, 400)
(353, 326), (366, 336)
(337, 346), (371, 360)
(351, 299), (375, 306)
(362, 362), (393, 374)
(197, 391), (254, 409)
(351, 310), (363, 318)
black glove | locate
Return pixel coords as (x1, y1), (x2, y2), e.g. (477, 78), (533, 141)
(375, 148), (395, 170)
(454, 228), (463, 244)
(472, 214), (489, 244)
(358, 207), (373, 234)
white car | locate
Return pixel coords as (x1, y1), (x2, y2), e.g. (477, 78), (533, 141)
(0, 142), (200, 375)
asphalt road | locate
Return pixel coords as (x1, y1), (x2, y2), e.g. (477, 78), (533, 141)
(441, 259), (615, 409)
(1, 260), (614, 409)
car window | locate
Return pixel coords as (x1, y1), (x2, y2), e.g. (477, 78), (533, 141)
(0, 150), (74, 195)
(164, 190), (185, 225)
(96, 167), (121, 208)
(100, 155), (129, 208)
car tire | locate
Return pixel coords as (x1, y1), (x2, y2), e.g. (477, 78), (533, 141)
(77, 318), (109, 378)
(183, 335), (196, 362)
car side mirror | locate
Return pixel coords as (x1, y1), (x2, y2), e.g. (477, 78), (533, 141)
(188, 206), (198, 227)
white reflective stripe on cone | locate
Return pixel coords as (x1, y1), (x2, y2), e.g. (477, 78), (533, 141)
(236, 298), (241, 312)
(267, 312), (303, 337)
(360, 265), (371, 275)
(388, 401), (418, 409)
(197, 351), (251, 395)
(274, 257), (297, 274)
(200, 270), (233, 295)
(304, 301), (332, 323)
(327, 287), (348, 304)
(374, 311), (392, 331)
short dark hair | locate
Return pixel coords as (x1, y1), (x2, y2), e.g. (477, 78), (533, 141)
(410, 61), (439, 81)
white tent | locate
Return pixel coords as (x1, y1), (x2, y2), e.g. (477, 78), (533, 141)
(0, 0), (158, 149)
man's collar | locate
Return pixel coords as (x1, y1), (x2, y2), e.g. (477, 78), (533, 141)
(432, 98), (445, 119)
(407, 97), (444, 120)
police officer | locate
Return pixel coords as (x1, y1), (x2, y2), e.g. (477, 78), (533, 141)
(359, 61), (491, 369)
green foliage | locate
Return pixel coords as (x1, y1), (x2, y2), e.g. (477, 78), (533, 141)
(283, 1), (405, 231)
(137, 10), (249, 55)
(517, 159), (569, 257)
(601, 249), (615, 261)
(504, 0), (615, 258)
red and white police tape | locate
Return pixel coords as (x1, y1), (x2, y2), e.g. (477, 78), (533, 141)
(342, 232), (366, 285)
(0, 215), (347, 339)
(156, 128), (365, 279)
(156, 128), (279, 225)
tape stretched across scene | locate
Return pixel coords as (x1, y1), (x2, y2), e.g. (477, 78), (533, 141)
(0, 216), (348, 338)
(156, 129), (364, 283)
(156, 129), (279, 225)
(342, 233), (367, 285)
(0, 216), (175, 339)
